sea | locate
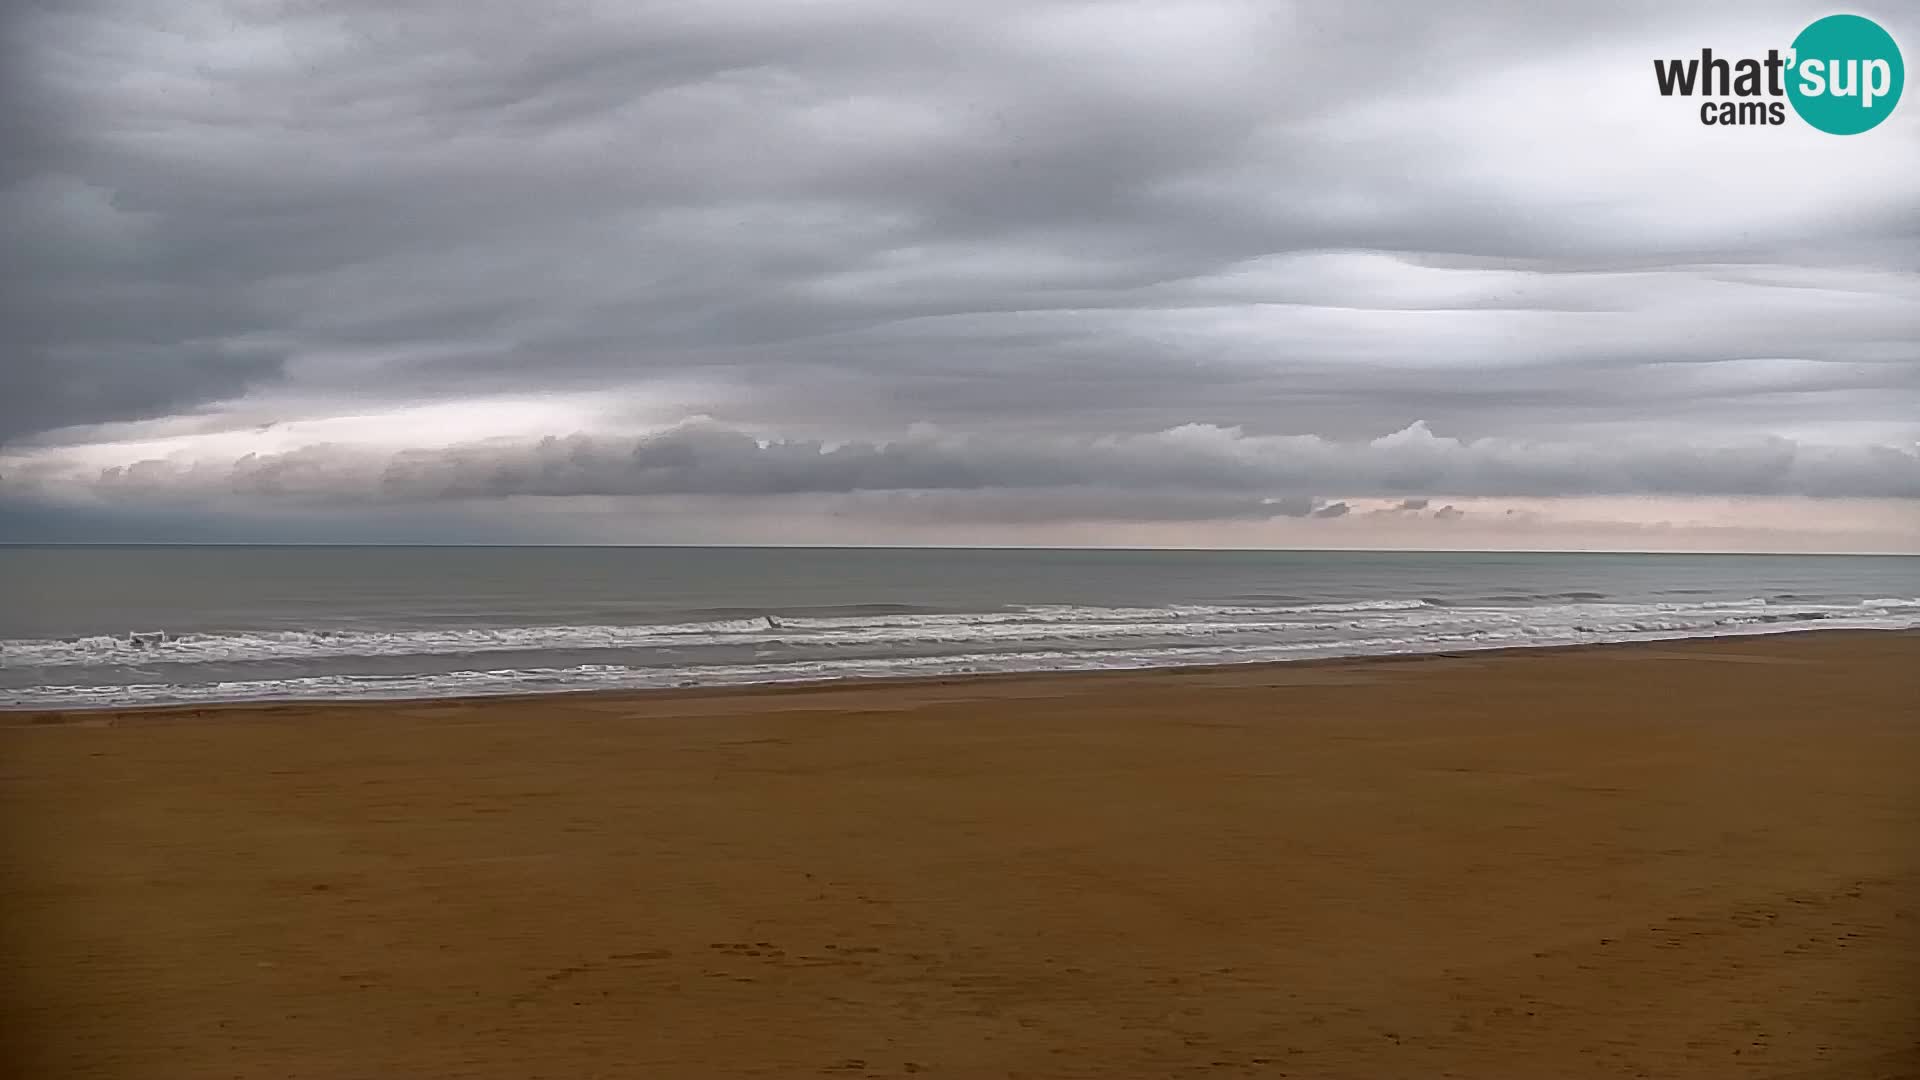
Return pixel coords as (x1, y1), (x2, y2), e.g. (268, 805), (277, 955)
(2, 546), (1915, 709)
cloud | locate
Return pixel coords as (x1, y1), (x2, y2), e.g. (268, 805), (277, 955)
(0, 492), (533, 545)
(9, 419), (1915, 516)
(1, 0), (1915, 547)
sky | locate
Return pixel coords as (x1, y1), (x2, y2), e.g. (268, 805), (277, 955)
(1, 0), (1916, 551)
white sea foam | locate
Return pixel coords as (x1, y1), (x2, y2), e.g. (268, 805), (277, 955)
(5, 597), (1917, 672)
(3, 601), (1415, 668)
(5, 593), (1918, 708)
(5, 608), (1913, 711)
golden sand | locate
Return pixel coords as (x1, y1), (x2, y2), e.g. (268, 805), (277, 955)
(4, 631), (1917, 1078)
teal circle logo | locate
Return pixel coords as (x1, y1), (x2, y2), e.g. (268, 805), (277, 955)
(1787, 14), (1904, 134)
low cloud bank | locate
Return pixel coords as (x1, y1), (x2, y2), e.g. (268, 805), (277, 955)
(6, 419), (1913, 519)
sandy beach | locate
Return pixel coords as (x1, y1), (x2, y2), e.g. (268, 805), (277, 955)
(4, 630), (1916, 1079)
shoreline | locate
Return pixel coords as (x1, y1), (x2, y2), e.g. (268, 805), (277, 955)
(5, 628), (1915, 1077)
(9, 624), (1917, 725)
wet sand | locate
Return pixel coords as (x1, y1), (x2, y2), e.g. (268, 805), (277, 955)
(4, 631), (1917, 1078)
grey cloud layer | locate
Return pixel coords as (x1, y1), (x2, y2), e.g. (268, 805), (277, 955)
(3, 0), (1917, 547)
(16, 420), (1908, 510)
(7, 1), (1918, 446)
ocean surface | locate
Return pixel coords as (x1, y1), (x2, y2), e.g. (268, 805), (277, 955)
(2, 546), (1915, 709)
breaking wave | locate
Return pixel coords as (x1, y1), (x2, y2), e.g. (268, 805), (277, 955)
(5, 593), (1917, 709)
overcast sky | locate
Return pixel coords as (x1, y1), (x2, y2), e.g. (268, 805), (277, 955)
(2, 0), (1916, 550)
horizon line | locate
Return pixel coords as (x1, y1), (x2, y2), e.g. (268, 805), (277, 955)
(1, 542), (1915, 557)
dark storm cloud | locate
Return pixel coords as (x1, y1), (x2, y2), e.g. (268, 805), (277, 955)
(2, 0), (1917, 536)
